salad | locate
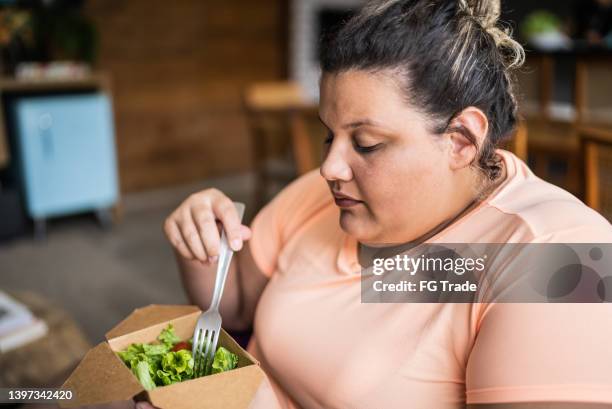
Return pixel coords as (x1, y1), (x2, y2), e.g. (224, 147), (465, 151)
(117, 324), (239, 390)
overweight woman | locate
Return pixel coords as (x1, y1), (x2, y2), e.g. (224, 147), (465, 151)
(152, 1), (612, 408)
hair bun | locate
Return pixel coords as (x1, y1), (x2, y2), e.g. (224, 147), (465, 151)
(459, 0), (500, 28)
(458, 0), (524, 68)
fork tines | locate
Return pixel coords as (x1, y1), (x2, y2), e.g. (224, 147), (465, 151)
(193, 327), (219, 377)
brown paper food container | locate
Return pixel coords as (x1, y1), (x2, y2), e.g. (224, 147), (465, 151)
(60, 305), (265, 409)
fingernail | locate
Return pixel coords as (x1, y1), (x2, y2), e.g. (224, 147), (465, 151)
(231, 239), (242, 251)
(135, 402), (149, 409)
(210, 255), (219, 263)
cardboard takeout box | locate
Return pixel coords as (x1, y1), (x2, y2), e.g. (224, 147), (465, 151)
(61, 304), (265, 409)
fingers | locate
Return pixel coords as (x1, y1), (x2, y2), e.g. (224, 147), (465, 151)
(163, 189), (248, 262)
(178, 208), (209, 262)
(164, 218), (195, 261)
(192, 205), (221, 262)
(212, 197), (244, 251)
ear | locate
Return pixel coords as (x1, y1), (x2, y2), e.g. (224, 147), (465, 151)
(446, 107), (489, 171)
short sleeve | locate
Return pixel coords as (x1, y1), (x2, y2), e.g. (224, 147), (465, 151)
(249, 169), (330, 277)
(466, 303), (612, 404)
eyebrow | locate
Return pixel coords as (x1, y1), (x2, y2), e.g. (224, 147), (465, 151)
(318, 115), (389, 131)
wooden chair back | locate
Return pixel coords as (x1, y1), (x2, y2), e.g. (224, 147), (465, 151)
(580, 126), (612, 221)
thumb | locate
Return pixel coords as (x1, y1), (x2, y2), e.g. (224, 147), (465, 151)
(240, 225), (252, 241)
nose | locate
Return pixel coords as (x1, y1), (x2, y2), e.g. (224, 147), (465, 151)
(320, 139), (353, 182)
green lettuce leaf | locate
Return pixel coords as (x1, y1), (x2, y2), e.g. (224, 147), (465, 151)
(157, 349), (195, 383)
(174, 349), (194, 374)
(157, 324), (181, 347)
(143, 343), (170, 356)
(211, 347), (239, 374)
(117, 343), (144, 363)
(133, 361), (157, 391)
(117, 324), (238, 389)
(156, 369), (172, 386)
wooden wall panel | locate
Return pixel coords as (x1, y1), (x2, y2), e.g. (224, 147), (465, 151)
(84, 0), (285, 192)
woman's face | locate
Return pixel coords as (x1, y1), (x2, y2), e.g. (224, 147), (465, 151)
(319, 70), (469, 245)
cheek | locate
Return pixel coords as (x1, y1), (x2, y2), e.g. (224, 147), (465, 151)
(355, 142), (449, 218)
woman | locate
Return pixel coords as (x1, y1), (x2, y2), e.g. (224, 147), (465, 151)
(155, 0), (612, 408)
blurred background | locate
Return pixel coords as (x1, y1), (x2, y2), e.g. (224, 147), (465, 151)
(0, 0), (611, 393)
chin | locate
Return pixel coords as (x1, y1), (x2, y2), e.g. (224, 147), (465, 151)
(338, 209), (377, 242)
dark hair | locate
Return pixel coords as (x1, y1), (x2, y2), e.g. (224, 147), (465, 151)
(319, 0), (524, 180)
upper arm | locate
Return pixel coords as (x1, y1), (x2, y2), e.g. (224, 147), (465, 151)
(235, 241), (269, 328)
(466, 304), (612, 406)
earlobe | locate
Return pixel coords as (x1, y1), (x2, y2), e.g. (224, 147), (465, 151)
(447, 107), (489, 171)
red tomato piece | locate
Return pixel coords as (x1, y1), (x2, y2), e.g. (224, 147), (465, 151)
(171, 341), (191, 352)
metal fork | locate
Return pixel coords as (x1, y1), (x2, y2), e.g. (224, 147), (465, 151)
(192, 201), (245, 377)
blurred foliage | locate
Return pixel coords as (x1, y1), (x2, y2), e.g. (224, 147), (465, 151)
(521, 10), (564, 40)
(0, 8), (32, 46)
(0, 0), (97, 73)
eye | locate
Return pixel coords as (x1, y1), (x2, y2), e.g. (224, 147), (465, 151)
(351, 130), (383, 154)
(354, 143), (382, 154)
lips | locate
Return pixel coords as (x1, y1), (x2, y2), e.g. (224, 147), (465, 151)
(332, 191), (362, 208)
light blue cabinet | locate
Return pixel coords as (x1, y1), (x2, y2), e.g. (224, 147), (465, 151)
(12, 93), (119, 233)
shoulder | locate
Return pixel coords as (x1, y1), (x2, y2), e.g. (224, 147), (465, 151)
(251, 169), (333, 243)
(249, 169), (333, 276)
(488, 151), (612, 242)
(268, 169), (333, 221)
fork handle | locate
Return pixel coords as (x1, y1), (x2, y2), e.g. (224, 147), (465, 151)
(209, 202), (245, 311)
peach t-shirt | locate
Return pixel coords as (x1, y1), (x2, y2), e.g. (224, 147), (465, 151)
(246, 150), (612, 409)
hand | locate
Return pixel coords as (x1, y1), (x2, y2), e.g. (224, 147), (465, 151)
(163, 189), (251, 264)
